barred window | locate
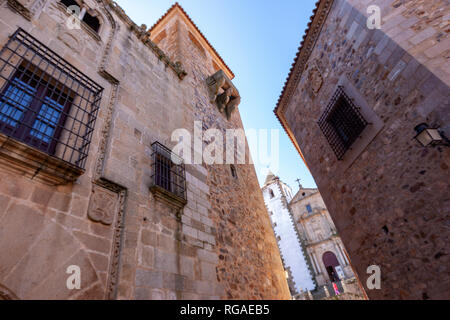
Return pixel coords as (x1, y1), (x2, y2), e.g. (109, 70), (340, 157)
(0, 28), (103, 169)
(150, 142), (186, 203)
(0, 63), (74, 154)
(318, 86), (368, 160)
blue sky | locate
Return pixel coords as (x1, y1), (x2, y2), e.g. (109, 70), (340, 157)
(114, 0), (319, 193)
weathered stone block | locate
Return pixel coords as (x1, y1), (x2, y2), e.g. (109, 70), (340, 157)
(163, 272), (186, 291)
(88, 252), (109, 272)
(200, 261), (217, 281)
(0, 204), (46, 278)
(135, 269), (163, 289)
(197, 248), (219, 264)
(141, 230), (158, 246)
(0, 174), (32, 200)
(182, 225), (198, 239)
(134, 287), (151, 300)
(140, 246), (154, 268)
(48, 192), (72, 212)
(154, 249), (179, 274)
(73, 231), (111, 255)
(179, 255), (195, 278)
(31, 186), (54, 207)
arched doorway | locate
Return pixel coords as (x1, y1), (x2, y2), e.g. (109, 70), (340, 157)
(322, 251), (340, 282)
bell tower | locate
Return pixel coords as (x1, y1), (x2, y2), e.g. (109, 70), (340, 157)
(262, 171), (316, 294)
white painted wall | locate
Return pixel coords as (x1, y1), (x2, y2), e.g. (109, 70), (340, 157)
(263, 181), (315, 293)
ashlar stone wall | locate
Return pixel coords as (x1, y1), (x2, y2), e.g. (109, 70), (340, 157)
(0, 0), (290, 300)
(150, 10), (290, 299)
(283, 0), (449, 299)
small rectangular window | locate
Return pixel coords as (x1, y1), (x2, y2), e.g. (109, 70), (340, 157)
(306, 204), (312, 213)
(230, 164), (237, 179)
(318, 86), (368, 160)
(150, 142), (186, 201)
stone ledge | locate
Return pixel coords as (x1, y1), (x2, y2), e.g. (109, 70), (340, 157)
(150, 184), (187, 210)
(0, 133), (84, 186)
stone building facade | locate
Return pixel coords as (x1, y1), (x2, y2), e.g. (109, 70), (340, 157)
(289, 186), (357, 287)
(0, 0), (290, 300)
(275, 0), (449, 300)
(262, 172), (316, 295)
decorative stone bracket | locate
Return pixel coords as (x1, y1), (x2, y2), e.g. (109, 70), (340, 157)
(206, 70), (241, 121)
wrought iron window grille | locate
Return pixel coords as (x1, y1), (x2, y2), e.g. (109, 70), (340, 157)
(0, 28), (103, 169)
(318, 86), (368, 160)
(150, 141), (187, 204)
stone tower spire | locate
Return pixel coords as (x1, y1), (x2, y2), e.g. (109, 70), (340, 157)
(264, 170), (279, 185)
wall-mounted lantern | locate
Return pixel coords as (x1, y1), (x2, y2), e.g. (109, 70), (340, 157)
(414, 123), (449, 147)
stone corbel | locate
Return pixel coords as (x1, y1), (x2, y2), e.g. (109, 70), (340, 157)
(206, 70), (241, 121)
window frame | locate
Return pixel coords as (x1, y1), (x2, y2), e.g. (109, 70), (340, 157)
(318, 75), (385, 172)
(0, 28), (103, 172)
(0, 63), (73, 155)
(150, 142), (187, 205)
(318, 86), (368, 160)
